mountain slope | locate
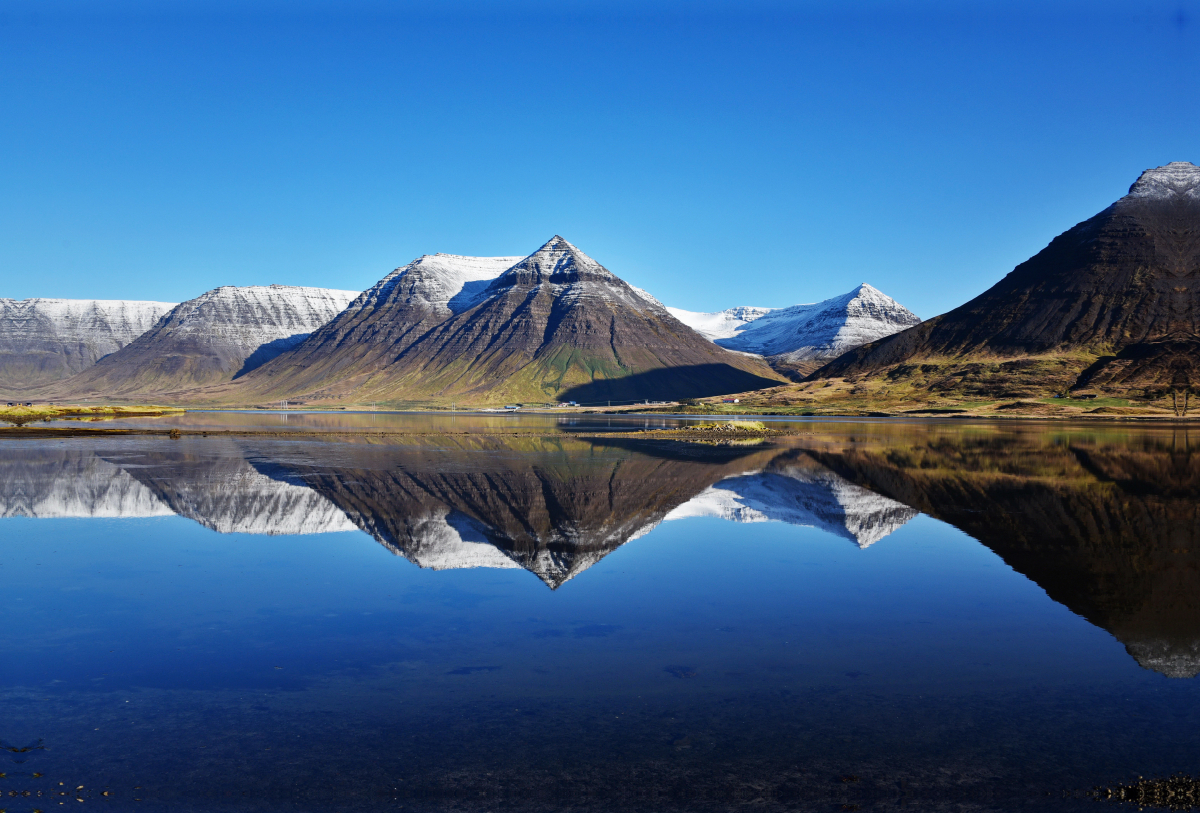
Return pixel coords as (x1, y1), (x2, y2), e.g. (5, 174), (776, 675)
(669, 284), (920, 377)
(814, 162), (1200, 399)
(229, 237), (785, 405)
(197, 254), (522, 402)
(53, 285), (358, 399)
(0, 298), (176, 391)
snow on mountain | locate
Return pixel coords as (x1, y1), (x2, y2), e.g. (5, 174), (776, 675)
(664, 461), (918, 548)
(358, 254), (524, 317)
(0, 297), (177, 387)
(54, 284), (362, 396)
(669, 284), (920, 362)
(484, 236), (669, 316)
(233, 236), (782, 405)
(1127, 161), (1200, 200)
(155, 284), (361, 359)
(666, 305), (773, 341)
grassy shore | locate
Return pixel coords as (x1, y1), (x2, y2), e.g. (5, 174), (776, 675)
(0, 404), (186, 426)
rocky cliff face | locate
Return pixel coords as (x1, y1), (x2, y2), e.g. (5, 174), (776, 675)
(816, 162), (1200, 399)
(53, 285), (358, 398)
(0, 298), (176, 391)
(229, 237), (784, 405)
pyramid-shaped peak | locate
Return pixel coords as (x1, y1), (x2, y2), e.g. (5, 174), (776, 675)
(1127, 161), (1200, 199)
(496, 236), (617, 285)
(530, 235), (602, 265)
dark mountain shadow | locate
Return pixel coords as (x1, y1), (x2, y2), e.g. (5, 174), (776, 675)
(234, 332), (311, 379)
(558, 363), (782, 404)
(446, 279), (497, 313)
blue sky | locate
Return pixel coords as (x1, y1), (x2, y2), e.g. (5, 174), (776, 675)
(1, 0), (1197, 317)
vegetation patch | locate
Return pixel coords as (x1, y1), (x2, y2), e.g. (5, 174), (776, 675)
(0, 404), (185, 427)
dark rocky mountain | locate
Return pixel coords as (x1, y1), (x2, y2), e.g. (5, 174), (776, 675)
(51, 285), (357, 399)
(804, 425), (1200, 678)
(224, 237), (783, 405)
(814, 162), (1200, 400)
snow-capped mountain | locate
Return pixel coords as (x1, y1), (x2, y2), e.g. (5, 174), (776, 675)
(358, 253), (525, 317)
(225, 236), (783, 405)
(1127, 160), (1200, 199)
(54, 284), (359, 397)
(815, 161), (1200, 397)
(665, 306), (774, 342)
(664, 461), (918, 548)
(0, 298), (176, 389)
(668, 284), (921, 368)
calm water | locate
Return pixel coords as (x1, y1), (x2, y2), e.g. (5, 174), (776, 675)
(2, 416), (1198, 812)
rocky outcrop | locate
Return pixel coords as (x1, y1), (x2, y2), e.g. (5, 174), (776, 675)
(223, 237), (784, 405)
(815, 162), (1200, 399)
(0, 298), (176, 391)
(53, 285), (358, 398)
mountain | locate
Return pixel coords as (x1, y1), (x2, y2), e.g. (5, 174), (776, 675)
(814, 162), (1200, 400)
(0, 298), (176, 392)
(52, 285), (358, 399)
(665, 306), (774, 341)
(223, 237), (784, 405)
(669, 284), (920, 377)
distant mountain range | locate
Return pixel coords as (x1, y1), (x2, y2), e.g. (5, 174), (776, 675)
(5, 164), (1194, 408)
(42, 285), (358, 399)
(0, 298), (176, 389)
(668, 283), (920, 378)
(815, 161), (1200, 400)
(0, 236), (918, 404)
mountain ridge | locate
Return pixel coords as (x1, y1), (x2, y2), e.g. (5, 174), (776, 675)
(807, 161), (1200, 403)
(49, 284), (358, 399)
(0, 298), (177, 392)
(216, 236), (785, 405)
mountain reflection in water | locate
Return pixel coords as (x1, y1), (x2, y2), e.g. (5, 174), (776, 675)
(3, 423), (1198, 678)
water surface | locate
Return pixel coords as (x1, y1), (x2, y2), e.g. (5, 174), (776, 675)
(2, 417), (1198, 811)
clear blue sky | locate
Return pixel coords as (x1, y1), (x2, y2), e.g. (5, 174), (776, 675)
(2, 0), (1197, 318)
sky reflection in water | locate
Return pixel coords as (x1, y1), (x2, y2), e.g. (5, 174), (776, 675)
(1, 417), (1198, 811)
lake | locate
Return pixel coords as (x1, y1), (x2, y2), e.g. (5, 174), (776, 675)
(2, 414), (1198, 811)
